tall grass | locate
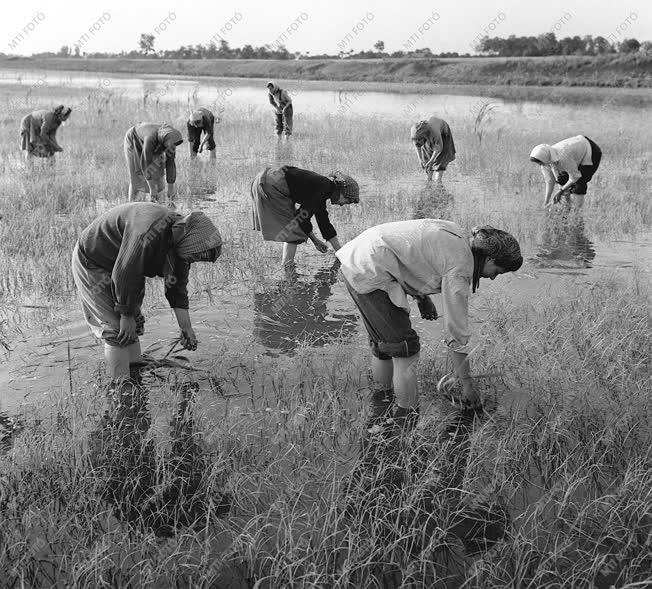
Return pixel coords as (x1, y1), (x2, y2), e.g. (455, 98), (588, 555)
(0, 81), (650, 587)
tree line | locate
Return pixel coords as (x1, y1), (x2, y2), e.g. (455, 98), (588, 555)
(22, 32), (652, 61)
(475, 33), (648, 57)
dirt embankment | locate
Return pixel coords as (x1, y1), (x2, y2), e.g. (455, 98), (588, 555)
(2, 54), (650, 88)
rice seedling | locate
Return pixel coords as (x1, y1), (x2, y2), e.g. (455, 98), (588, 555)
(0, 79), (649, 587)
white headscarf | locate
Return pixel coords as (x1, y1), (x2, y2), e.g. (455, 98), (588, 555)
(530, 144), (559, 164)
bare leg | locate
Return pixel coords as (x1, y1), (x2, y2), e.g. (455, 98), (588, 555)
(392, 353), (420, 410)
(434, 170), (444, 184)
(128, 341), (141, 364)
(104, 343), (130, 380)
(371, 356), (393, 389)
(281, 242), (298, 266)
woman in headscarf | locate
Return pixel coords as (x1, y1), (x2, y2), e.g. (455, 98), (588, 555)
(266, 81), (293, 139)
(530, 135), (602, 208)
(250, 166), (359, 268)
(71, 202), (222, 382)
(124, 123), (183, 202)
(410, 116), (456, 183)
(337, 220), (522, 433)
(187, 108), (216, 159)
(20, 105), (72, 160)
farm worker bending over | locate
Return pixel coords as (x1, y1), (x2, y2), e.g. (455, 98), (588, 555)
(530, 135), (602, 208)
(337, 220), (522, 433)
(71, 202), (222, 382)
(124, 123), (183, 203)
(20, 105), (72, 160)
(251, 166), (359, 268)
(267, 81), (293, 139)
(187, 107), (216, 159)
(410, 116), (456, 184)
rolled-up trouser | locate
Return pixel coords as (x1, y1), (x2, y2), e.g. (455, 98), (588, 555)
(343, 277), (420, 360)
(275, 104), (293, 136)
(71, 243), (144, 347)
(555, 137), (602, 196)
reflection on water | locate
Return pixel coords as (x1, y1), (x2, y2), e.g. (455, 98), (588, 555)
(253, 260), (358, 356)
(532, 211), (596, 269)
(412, 185), (455, 220)
(89, 378), (229, 537)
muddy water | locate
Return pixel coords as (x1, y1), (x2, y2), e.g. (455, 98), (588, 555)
(0, 68), (607, 124)
(0, 70), (650, 418)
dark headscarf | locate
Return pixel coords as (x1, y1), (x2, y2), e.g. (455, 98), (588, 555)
(158, 124), (183, 147)
(470, 225), (523, 292)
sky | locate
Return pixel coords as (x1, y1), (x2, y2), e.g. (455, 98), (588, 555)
(3, 0), (650, 56)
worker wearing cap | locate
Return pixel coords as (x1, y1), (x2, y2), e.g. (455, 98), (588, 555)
(266, 81), (293, 139)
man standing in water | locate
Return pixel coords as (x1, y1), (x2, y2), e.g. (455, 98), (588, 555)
(267, 81), (293, 140)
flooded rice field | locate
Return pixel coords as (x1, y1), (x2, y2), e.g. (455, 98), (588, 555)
(0, 70), (649, 587)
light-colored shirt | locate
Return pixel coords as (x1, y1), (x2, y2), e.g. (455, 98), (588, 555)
(337, 219), (473, 353)
(544, 135), (593, 184)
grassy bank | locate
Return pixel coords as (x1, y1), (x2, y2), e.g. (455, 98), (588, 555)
(1, 54), (651, 92)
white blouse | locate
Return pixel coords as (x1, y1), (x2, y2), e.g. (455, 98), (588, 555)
(337, 219), (474, 353)
(543, 135), (594, 184)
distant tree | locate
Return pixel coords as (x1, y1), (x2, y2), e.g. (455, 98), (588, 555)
(374, 40), (385, 53)
(640, 41), (652, 54)
(58, 45), (70, 57)
(217, 40), (232, 58)
(74, 45), (81, 57)
(619, 38), (641, 53)
(240, 44), (255, 59)
(139, 33), (155, 55)
(582, 35), (596, 55)
(593, 36), (613, 54)
(535, 32), (558, 56)
(206, 42), (218, 58)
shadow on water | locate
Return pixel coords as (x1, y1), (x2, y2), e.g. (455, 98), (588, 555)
(88, 376), (230, 537)
(339, 405), (509, 586)
(253, 259), (358, 356)
(531, 210), (596, 270)
(412, 184), (455, 220)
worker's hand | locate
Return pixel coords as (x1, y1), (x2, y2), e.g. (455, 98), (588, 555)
(417, 297), (438, 320)
(460, 378), (482, 411)
(118, 315), (138, 346)
(167, 185), (177, 200)
(552, 190), (565, 204)
(313, 240), (329, 254)
(179, 327), (198, 351)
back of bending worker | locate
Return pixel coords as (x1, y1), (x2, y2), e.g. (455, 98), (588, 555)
(124, 123), (183, 202)
(530, 135), (602, 208)
(187, 108), (216, 159)
(71, 202), (222, 385)
(337, 220), (523, 433)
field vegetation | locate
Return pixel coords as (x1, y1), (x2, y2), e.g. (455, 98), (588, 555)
(0, 80), (650, 587)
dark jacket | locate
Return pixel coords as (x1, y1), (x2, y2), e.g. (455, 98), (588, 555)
(77, 203), (190, 315)
(283, 166), (337, 241)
